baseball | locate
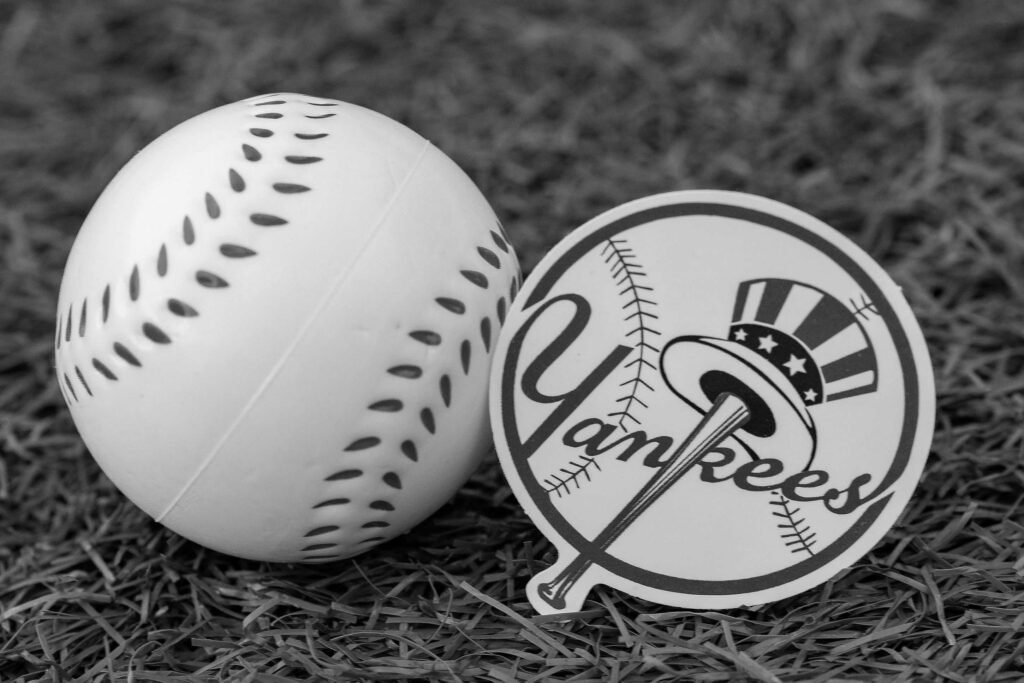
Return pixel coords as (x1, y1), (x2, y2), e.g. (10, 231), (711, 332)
(54, 93), (520, 563)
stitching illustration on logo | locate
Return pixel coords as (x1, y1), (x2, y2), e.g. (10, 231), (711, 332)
(55, 94), (522, 560)
(541, 237), (661, 498)
(603, 238), (661, 431)
(770, 490), (818, 555)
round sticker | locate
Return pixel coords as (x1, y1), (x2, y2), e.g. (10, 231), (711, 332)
(491, 190), (935, 613)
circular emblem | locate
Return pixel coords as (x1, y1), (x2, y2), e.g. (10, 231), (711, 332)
(491, 190), (935, 613)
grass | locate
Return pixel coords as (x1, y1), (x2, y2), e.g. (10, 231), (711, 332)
(2, 0), (1024, 680)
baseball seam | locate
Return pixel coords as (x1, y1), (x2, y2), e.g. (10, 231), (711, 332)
(300, 221), (521, 560)
(542, 237), (661, 499)
(602, 237), (661, 431)
(543, 455), (602, 499)
(770, 489), (818, 555)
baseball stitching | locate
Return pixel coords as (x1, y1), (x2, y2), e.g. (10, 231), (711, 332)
(55, 94), (521, 560)
(55, 95), (329, 404)
(542, 237), (660, 498)
(301, 221), (520, 560)
(543, 454), (602, 499)
(603, 237), (661, 430)
(769, 489), (817, 555)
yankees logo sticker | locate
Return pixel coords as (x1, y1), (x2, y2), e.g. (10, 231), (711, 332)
(490, 190), (935, 614)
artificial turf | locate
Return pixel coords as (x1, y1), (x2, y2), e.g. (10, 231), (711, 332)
(1, 0), (1023, 680)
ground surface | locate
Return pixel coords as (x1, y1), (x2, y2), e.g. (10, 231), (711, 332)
(1, 1), (1023, 681)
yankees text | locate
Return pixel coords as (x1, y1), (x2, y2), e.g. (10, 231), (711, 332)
(516, 293), (875, 515)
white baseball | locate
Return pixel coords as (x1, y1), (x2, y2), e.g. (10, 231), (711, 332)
(54, 93), (520, 563)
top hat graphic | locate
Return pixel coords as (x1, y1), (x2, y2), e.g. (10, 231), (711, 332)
(660, 278), (878, 472)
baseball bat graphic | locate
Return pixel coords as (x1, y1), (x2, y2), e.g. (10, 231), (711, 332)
(536, 391), (752, 610)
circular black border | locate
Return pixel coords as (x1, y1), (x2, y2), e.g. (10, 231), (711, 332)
(500, 201), (922, 595)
